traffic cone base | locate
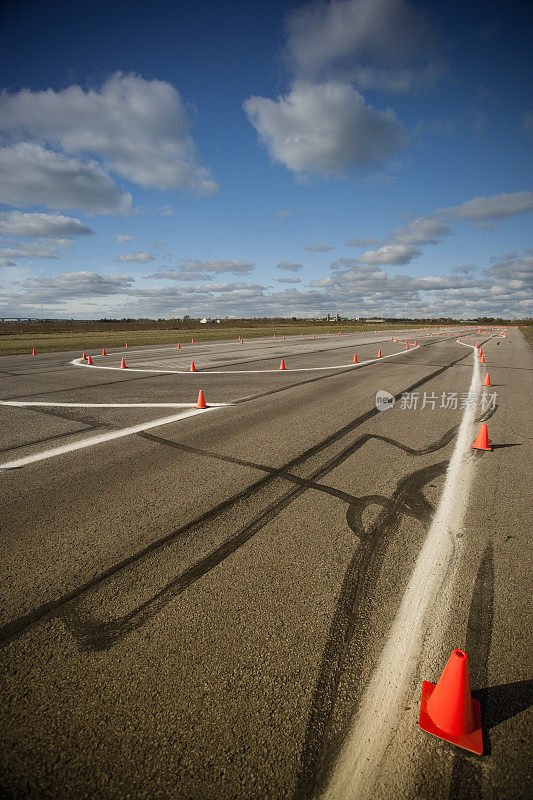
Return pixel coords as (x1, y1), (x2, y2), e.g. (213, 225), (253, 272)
(472, 423), (491, 451)
(419, 680), (483, 755)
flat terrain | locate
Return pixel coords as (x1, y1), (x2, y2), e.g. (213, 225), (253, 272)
(0, 327), (531, 799)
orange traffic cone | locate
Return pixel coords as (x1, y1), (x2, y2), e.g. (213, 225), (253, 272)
(377, 349), (382, 358)
(480, 353), (485, 363)
(177, 342), (180, 349)
(475, 342), (479, 348)
(87, 355), (93, 365)
(241, 339), (245, 344)
(482, 372), (491, 386)
(414, 341), (417, 346)
(196, 389), (207, 409)
(472, 423), (491, 451)
(102, 348), (107, 356)
(313, 333), (315, 338)
(191, 338), (194, 344)
(405, 342), (409, 350)
(283, 336), (285, 341)
(479, 347), (483, 357)
(353, 354), (358, 363)
(120, 358), (126, 369)
(82, 352), (86, 360)
(419, 649), (482, 754)
(125, 342), (128, 348)
(279, 359), (286, 370)
(190, 361), (196, 372)
(32, 347), (37, 355)
(338, 331), (341, 336)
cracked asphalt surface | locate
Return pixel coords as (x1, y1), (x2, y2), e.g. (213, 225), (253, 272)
(0, 329), (531, 800)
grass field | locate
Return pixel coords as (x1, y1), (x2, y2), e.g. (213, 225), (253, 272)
(0, 320), (525, 356)
(0, 321), (426, 356)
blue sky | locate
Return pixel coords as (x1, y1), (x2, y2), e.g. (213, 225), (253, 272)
(0, 0), (531, 319)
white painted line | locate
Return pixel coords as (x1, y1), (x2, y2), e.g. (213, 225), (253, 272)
(0, 406), (225, 470)
(69, 345), (421, 375)
(322, 342), (480, 800)
(0, 401), (228, 408)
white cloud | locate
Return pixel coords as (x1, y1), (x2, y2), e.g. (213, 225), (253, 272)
(388, 216), (452, 245)
(152, 260), (255, 278)
(346, 237), (378, 246)
(0, 211), (92, 238)
(359, 243), (421, 265)
(5, 254), (529, 319)
(115, 252), (155, 263)
(2, 271), (134, 306)
(277, 261), (303, 271)
(0, 72), (218, 196)
(116, 234), (135, 243)
(277, 277), (302, 284)
(436, 191), (533, 222)
(284, 0), (441, 92)
(0, 241), (60, 260)
(149, 270), (211, 282)
(452, 264), (477, 275)
(244, 81), (405, 177)
(0, 143), (132, 214)
(485, 253), (533, 289)
(0, 258), (16, 267)
(305, 243), (335, 252)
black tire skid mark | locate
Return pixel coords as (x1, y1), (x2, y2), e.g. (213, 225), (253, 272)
(294, 415), (497, 799)
(293, 461), (448, 800)
(63, 419), (460, 652)
(0, 346), (476, 648)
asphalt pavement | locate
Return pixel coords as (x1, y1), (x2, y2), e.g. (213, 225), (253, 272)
(0, 327), (531, 800)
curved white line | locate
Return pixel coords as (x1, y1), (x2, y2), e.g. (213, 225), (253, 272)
(69, 346), (420, 375)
